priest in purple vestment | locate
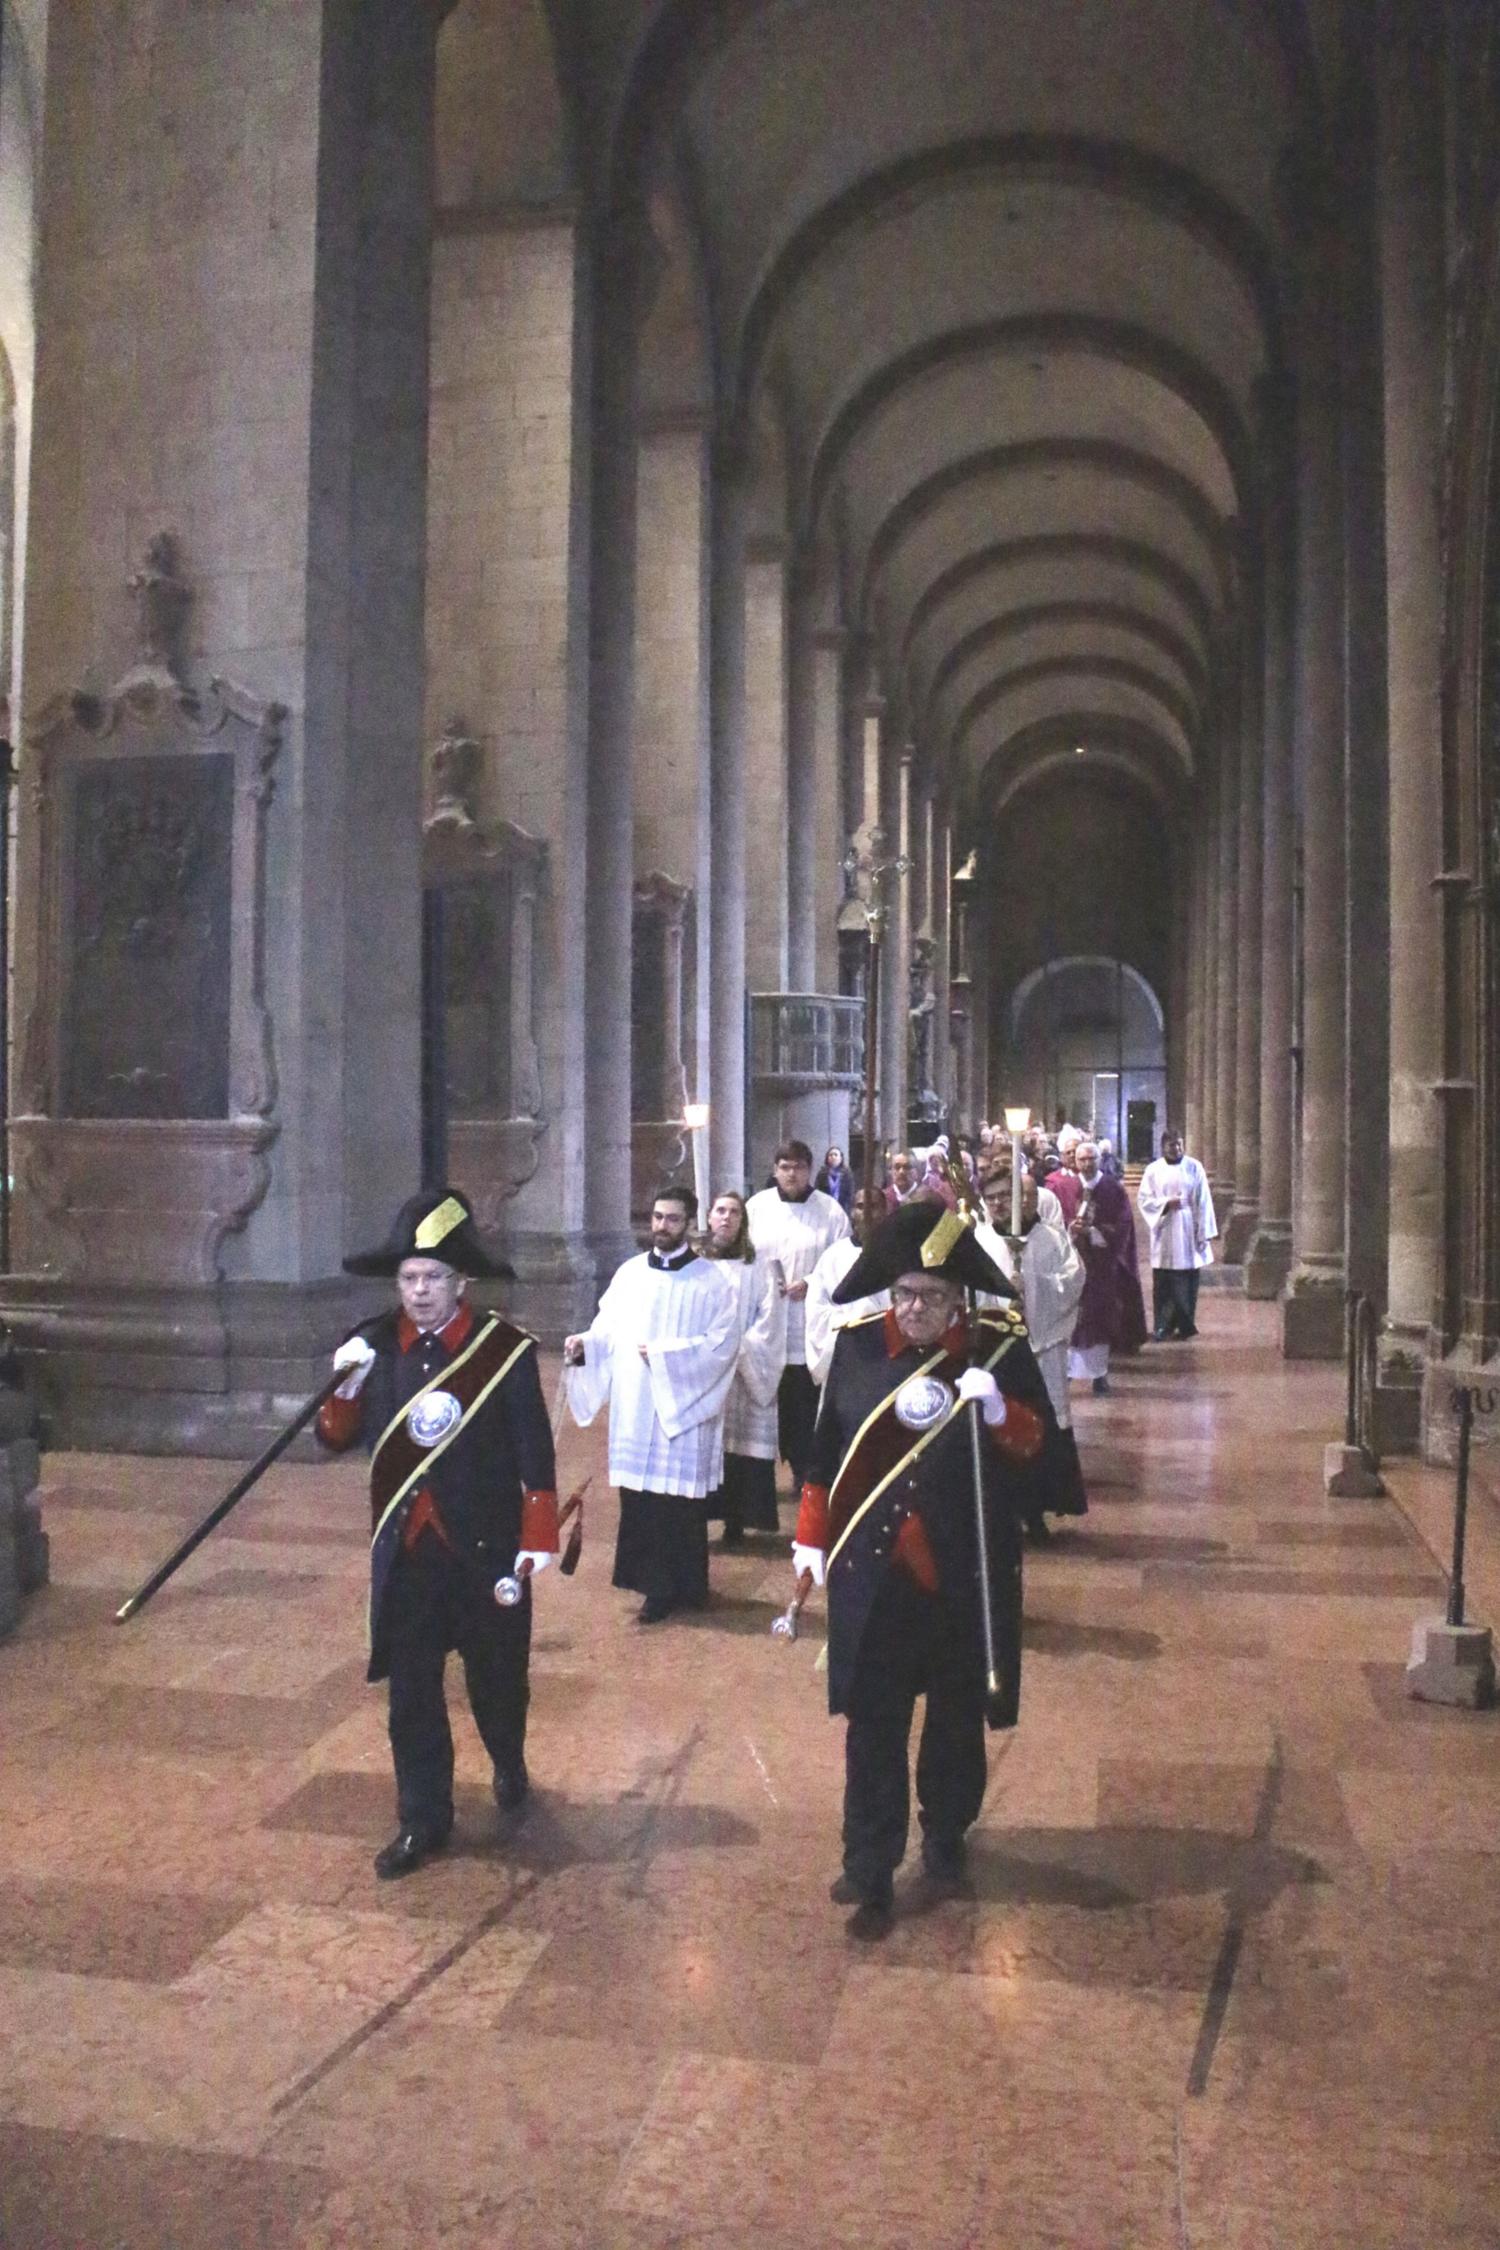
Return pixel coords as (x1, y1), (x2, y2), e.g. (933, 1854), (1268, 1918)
(1050, 1137), (1147, 1394)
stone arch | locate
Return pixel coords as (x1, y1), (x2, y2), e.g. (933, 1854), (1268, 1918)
(436, 0), (574, 209)
(904, 534), (1218, 669)
(952, 655), (1201, 773)
(731, 131), (1281, 429)
(923, 602), (1209, 730)
(807, 313), (1254, 537)
(858, 436), (1233, 631)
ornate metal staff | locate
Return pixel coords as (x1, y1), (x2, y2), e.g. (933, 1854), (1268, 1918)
(493, 1481), (589, 1606)
(113, 1318), (396, 1622)
(771, 1567), (815, 1641)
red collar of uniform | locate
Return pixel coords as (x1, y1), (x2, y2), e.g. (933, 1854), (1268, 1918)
(884, 1307), (969, 1360)
(396, 1301), (475, 1354)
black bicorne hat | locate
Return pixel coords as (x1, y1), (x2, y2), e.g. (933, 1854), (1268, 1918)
(832, 1199), (1016, 1304)
(343, 1188), (515, 1279)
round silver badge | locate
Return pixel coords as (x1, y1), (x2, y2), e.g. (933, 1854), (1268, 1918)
(407, 1389), (462, 1448)
(893, 1373), (955, 1432)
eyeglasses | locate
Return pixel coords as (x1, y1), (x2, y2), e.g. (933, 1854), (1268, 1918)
(891, 1285), (959, 1311)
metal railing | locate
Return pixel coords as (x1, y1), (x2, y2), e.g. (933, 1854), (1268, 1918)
(749, 993), (865, 1089)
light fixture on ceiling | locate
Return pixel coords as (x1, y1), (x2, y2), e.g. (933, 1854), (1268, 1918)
(1074, 743), (1086, 756)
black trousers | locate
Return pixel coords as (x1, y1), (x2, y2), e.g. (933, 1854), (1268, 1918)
(612, 1488), (709, 1609)
(842, 1569), (988, 1890)
(1152, 1267), (1201, 1338)
(384, 1535), (531, 1835)
(777, 1363), (820, 1485)
(714, 1453), (780, 1534)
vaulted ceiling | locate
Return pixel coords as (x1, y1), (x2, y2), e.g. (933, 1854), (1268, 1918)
(443, 0), (1310, 981)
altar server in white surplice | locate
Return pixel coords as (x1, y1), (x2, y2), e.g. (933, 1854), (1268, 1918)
(1137, 1128), (1218, 1342)
(700, 1189), (787, 1545)
(564, 1184), (739, 1623)
(977, 1173), (1089, 1529)
(745, 1138), (850, 1486)
(803, 1188), (890, 1385)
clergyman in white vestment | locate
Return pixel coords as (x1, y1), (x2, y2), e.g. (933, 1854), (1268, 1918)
(1137, 1130), (1218, 1340)
(565, 1186), (739, 1621)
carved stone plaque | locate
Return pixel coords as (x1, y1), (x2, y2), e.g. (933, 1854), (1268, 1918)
(441, 873), (513, 1119)
(61, 751), (234, 1119)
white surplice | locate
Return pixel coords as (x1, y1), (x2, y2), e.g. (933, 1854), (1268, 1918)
(1137, 1155), (1218, 1270)
(713, 1250), (786, 1459)
(803, 1237), (891, 1386)
(566, 1252), (740, 1497)
(977, 1192), (1085, 1427)
(744, 1186), (850, 1365)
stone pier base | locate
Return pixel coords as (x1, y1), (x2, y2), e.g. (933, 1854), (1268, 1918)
(1244, 1220), (1292, 1301)
(1405, 1617), (1496, 1708)
(1281, 1265), (1345, 1360)
(0, 1388), (46, 1642)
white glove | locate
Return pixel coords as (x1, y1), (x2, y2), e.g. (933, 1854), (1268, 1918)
(332, 1335), (376, 1397)
(516, 1550), (553, 1579)
(955, 1367), (1008, 1426)
(792, 1542), (826, 1588)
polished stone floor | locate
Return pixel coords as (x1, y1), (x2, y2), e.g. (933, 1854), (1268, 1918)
(2, 1297), (1499, 2248)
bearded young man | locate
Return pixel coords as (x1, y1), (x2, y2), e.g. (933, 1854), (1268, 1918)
(564, 1185), (740, 1623)
(745, 1139), (850, 1489)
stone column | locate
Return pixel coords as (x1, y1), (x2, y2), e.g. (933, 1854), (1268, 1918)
(582, 207), (650, 1267)
(1184, 844), (1207, 1153)
(786, 579), (818, 991)
(744, 536), (789, 993)
(811, 628), (847, 991)
(1246, 375), (1298, 1297)
(708, 458), (749, 1191)
(1282, 173), (1349, 1359)
(1340, 21), (1393, 1316)
(1228, 542), (1266, 1262)
(1213, 654), (1241, 1222)
(5, 2), (447, 1447)
(634, 415), (712, 1126)
(878, 748), (914, 1143)
(1199, 752), (1221, 1181)
(1374, 0), (1444, 1445)
(932, 806), (953, 1113)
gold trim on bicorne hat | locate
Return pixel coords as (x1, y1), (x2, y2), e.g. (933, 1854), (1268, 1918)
(415, 1195), (468, 1253)
(919, 1206), (971, 1269)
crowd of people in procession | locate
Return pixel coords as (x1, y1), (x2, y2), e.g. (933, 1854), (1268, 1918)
(320, 1117), (1218, 1922)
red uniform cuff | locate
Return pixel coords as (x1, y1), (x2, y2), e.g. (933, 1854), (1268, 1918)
(520, 1488), (560, 1552)
(989, 1398), (1044, 1462)
(796, 1483), (829, 1548)
(316, 1391), (363, 1449)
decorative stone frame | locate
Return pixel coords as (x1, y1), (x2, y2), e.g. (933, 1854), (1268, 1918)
(13, 663), (284, 1287)
(423, 792), (548, 1232)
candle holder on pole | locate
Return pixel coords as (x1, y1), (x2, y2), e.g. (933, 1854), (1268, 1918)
(841, 826), (912, 1203)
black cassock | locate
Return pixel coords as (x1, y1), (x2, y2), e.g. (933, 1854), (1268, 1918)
(804, 1307), (1053, 1890)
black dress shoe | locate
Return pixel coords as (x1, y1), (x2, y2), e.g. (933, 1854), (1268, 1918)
(636, 1596), (674, 1623)
(373, 1826), (449, 1881)
(1092, 1375), (1111, 1396)
(828, 1871), (894, 1913)
(719, 1525), (746, 1551)
(921, 1833), (969, 1887)
(493, 1759), (529, 1813)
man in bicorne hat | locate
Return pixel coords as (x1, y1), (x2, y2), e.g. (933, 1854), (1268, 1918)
(317, 1189), (558, 1879)
(791, 1201), (1051, 1933)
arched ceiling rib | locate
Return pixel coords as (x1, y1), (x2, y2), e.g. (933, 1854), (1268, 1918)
(925, 605), (1210, 733)
(731, 133), (1279, 427)
(857, 439), (1233, 631)
(976, 719), (1189, 824)
(586, 0), (1293, 824)
(953, 657), (1200, 772)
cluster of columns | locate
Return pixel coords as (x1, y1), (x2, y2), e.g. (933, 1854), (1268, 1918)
(1177, 1), (1449, 1448)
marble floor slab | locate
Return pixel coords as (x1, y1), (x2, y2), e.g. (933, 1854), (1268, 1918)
(2, 1295), (1499, 2247)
